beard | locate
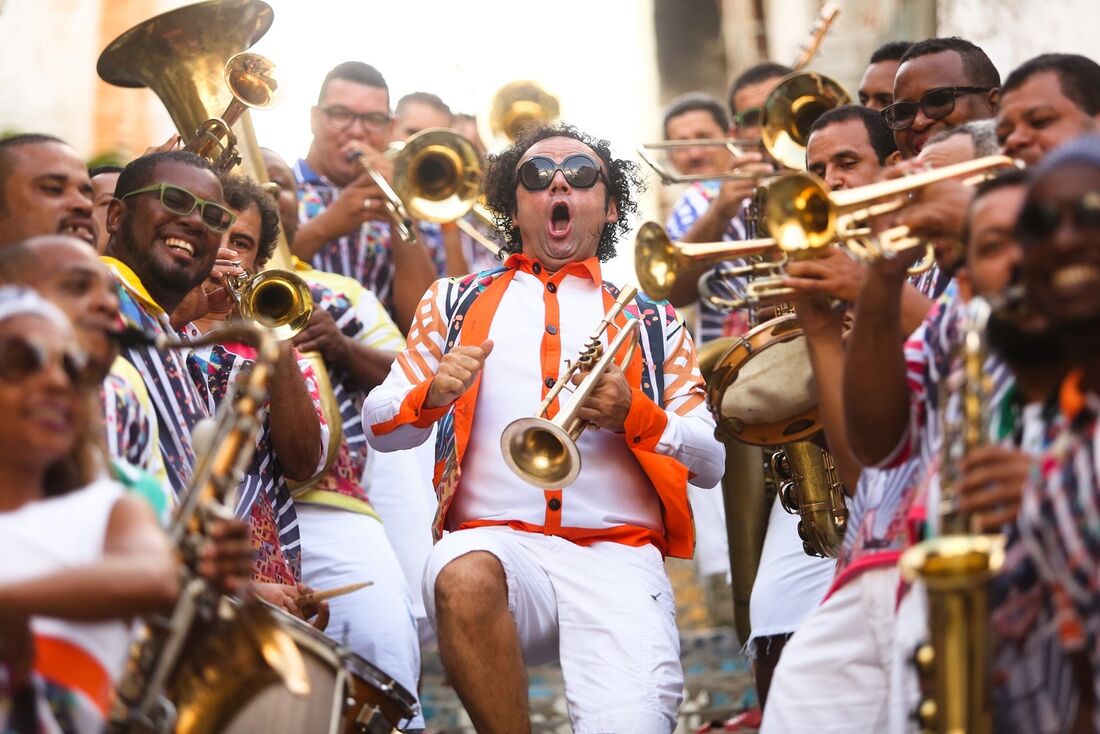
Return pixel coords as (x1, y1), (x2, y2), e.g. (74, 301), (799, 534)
(986, 308), (1067, 368)
(113, 215), (207, 301)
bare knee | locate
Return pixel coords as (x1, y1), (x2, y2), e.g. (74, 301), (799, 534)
(435, 551), (508, 619)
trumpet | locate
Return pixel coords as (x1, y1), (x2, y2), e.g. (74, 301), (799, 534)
(223, 268), (313, 341)
(639, 71), (851, 183)
(501, 286), (640, 488)
(762, 155), (1020, 260)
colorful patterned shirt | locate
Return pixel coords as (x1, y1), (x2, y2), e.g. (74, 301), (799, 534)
(1016, 370), (1100, 730)
(100, 357), (167, 490)
(101, 257), (213, 498)
(293, 159), (446, 316)
(185, 332), (331, 583)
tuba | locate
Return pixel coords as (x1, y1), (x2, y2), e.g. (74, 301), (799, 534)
(96, 0), (343, 481)
(898, 297), (1005, 734)
(109, 325), (309, 734)
(501, 286), (639, 488)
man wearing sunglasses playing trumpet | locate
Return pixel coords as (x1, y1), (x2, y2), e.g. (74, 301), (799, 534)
(364, 124), (724, 733)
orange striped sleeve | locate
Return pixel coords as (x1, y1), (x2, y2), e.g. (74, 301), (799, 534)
(662, 321), (707, 417)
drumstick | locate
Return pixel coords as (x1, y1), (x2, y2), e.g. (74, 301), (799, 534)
(297, 581), (372, 606)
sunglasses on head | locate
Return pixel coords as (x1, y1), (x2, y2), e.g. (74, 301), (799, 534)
(881, 86), (992, 131)
(121, 183), (237, 233)
(0, 335), (94, 390)
(1017, 191), (1100, 243)
(517, 154), (607, 191)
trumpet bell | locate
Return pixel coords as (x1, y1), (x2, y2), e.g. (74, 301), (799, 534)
(760, 171), (836, 255)
(762, 72), (851, 170)
(238, 270), (314, 341)
(634, 221), (677, 300)
(392, 128), (482, 223)
(500, 417), (581, 489)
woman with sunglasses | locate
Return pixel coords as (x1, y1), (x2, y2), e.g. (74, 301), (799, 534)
(0, 287), (178, 734)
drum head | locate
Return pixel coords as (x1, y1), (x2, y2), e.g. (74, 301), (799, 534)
(706, 315), (819, 445)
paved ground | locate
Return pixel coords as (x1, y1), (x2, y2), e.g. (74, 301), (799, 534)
(419, 559), (759, 733)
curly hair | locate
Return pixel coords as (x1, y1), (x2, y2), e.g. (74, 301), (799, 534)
(220, 174), (281, 267)
(482, 123), (644, 262)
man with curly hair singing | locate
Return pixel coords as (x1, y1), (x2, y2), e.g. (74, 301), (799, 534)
(364, 124), (724, 733)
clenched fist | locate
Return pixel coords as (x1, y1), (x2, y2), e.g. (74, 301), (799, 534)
(425, 340), (494, 409)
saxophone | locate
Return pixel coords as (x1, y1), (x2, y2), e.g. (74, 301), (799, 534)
(898, 296), (1005, 734)
(109, 325), (309, 734)
(771, 440), (848, 558)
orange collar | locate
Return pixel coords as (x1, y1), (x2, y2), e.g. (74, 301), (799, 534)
(1060, 368), (1087, 420)
(505, 252), (602, 283)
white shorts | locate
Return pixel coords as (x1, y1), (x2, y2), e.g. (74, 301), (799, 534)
(423, 526), (684, 734)
(761, 566), (900, 733)
(297, 504), (424, 730)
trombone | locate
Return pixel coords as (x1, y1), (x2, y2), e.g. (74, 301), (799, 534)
(638, 71), (851, 183)
(501, 286), (639, 488)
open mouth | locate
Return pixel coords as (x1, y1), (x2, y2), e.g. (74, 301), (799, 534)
(59, 218), (96, 245)
(1052, 263), (1100, 292)
(549, 201), (572, 238)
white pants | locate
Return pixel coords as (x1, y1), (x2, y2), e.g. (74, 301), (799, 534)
(888, 580), (928, 734)
(296, 504), (424, 731)
(423, 526), (683, 734)
(761, 566), (901, 733)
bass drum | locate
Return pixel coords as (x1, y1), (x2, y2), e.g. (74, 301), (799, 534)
(218, 610), (418, 734)
(705, 314), (819, 446)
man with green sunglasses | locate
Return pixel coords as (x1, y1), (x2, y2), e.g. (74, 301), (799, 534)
(101, 150), (225, 498)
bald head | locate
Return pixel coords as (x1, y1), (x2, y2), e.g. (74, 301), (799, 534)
(0, 235), (121, 379)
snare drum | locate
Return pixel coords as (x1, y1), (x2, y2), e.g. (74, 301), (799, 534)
(218, 610), (418, 734)
(704, 314), (819, 446)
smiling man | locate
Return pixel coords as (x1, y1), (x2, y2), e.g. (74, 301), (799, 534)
(0, 134), (97, 249)
(364, 123), (724, 733)
(884, 37), (1000, 159)
(101, 150), (225, 496)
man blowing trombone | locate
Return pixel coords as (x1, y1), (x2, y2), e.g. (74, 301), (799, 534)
(363, 124), (724, 733)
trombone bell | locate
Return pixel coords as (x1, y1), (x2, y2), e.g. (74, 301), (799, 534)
(762, 72), (851, 170)
(391, 128), (482, 223)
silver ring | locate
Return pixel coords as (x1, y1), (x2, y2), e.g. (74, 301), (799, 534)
(364, 197), (376, 209)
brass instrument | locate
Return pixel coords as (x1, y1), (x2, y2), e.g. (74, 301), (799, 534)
(110, 325), (310, 734)
(638, 71), (850, 183)
(790, 2), (840, 71)
(97, 0), (343, 481)
(501, 286), (640, 488)
(481, 80), (561, 149)
(347, 150), (417, 245)
(771, 440), (848, 558)
(391, 128), (482, 224)
(223, 268), (314, 341)
(899, 296), (1004, 734)
(761, 155), (1019, 262)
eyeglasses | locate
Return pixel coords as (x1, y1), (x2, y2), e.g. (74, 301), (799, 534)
(1017, 191), (1100, 243)
(121, 183), (237, 233)
(517, 154), (607, 191)
(320, 106), (392, 132)
(881, 86), (992, 131)
(0, 335), (93, 390)
(731, 106), (763, 129)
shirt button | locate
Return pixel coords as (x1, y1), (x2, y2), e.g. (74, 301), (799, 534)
(548, 498), (562, 511)
(545, 376), (556, 388)
(546, 282), (557, 293)
(532, 263), (542, 274)
(546, 325), (558, 335)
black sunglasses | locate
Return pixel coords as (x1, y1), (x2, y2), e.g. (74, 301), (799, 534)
(517, 154), (607, 191)
(881, 86), (992, 131)
(121, 183), (237, 233)
(0, 335), (94, 390)
(1017, 191), (1100, 243)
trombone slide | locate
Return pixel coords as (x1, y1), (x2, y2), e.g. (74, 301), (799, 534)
(348, 150), (417, 244)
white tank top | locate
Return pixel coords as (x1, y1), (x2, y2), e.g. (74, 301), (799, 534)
(0, 478), (132, 681)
